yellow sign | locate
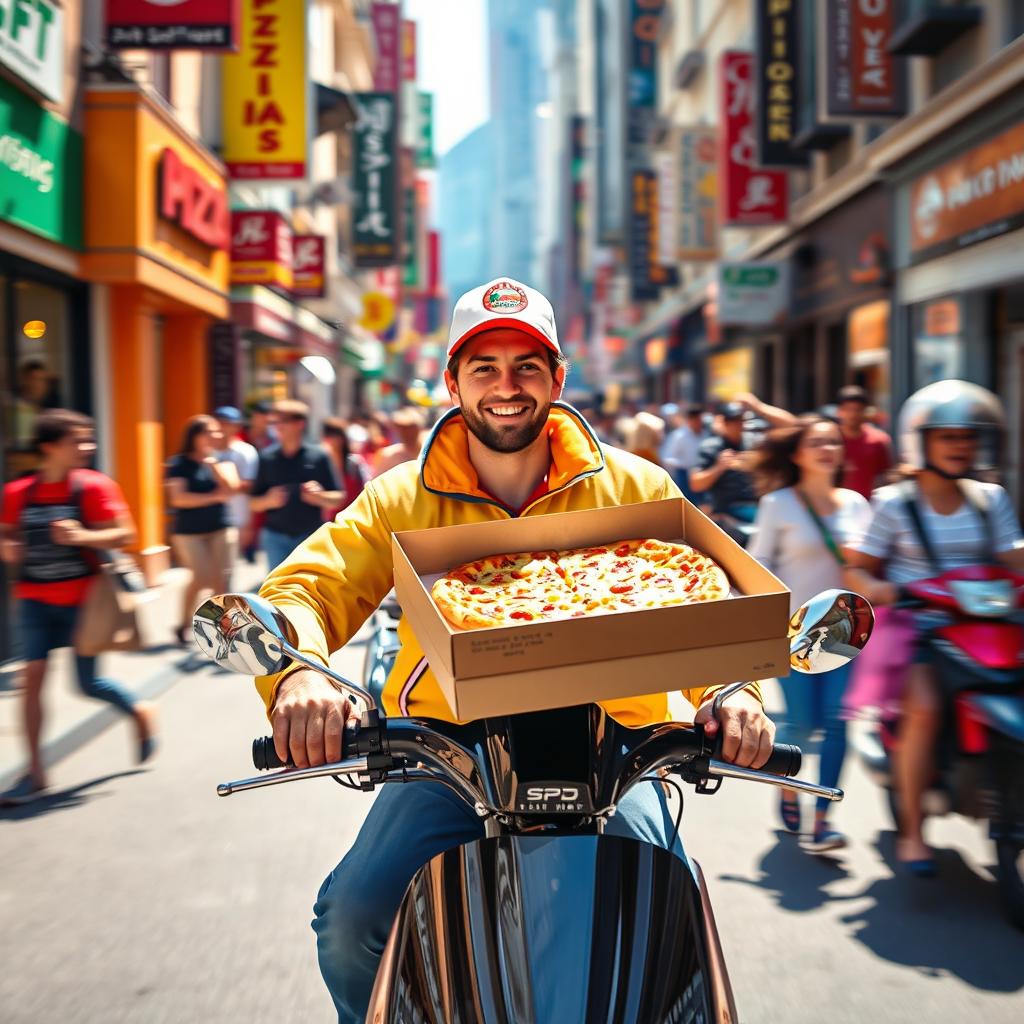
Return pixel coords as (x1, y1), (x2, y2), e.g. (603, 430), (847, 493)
(222, 0), (308, 181)
(359, 291), (397, 334)
(707, 347), (753, 400)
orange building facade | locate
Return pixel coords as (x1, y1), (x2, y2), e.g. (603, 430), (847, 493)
(82, 85), (230, 572)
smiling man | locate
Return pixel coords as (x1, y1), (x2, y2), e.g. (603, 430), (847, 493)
(255, 278), (774, 1021)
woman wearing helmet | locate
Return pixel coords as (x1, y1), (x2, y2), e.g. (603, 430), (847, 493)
(845, 380), (1024, 875)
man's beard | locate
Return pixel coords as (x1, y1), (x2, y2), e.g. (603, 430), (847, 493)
(461, 398), (550, 453)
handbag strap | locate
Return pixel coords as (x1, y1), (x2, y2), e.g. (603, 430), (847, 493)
(794, 488), (846, 567)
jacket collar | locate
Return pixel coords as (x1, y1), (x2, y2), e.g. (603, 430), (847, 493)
(420, 401), (605, 506)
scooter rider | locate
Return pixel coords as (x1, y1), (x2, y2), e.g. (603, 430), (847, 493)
(845, 380), (1024, 875)
(256, 278), (776, 1021)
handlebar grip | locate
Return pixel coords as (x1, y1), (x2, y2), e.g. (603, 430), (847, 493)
(253, 736), (289, 771)
(760, 743), (802, 778)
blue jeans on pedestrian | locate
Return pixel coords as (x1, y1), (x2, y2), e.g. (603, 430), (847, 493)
(20, 598), (136, 715)
(776, 661), (851, 813)
(312, 778), (685, 1023)
(262, 528), (307, 573)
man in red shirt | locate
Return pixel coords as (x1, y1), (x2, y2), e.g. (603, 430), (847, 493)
(835, 385), (893, 499)
(0, 410), (158, 804)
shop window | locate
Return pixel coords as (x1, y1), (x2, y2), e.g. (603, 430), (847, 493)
(912, 297), (964, 388)
(2, 280), (72, 481)
(849, 300), (891, 421)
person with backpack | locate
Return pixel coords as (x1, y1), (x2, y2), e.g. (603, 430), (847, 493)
(845, 381), (1024, 875)
(749, 416), (872, 852)
(0, 410), (158, 804)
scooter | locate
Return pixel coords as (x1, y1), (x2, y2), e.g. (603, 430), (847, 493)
(193, 589), (871, 1022)
(853, 565), (1024, 928)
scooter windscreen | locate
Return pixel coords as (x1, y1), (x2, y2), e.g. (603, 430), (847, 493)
(367, 834), (723, 1024)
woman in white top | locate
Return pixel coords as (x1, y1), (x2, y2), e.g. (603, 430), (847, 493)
(846, 381), (1024, 875)
(749, 416), (872, 853)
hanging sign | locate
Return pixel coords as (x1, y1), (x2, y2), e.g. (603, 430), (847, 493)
(679, 126), (718, 260)
(352, 92), (398, 267)
(824, 0), (906, 118)
(754, 0), (808, 167)
(717, 262), (790, 325)
(230, 210), (293, 291)
(416, 92), (434, 169)
(372, 2), (401, 92)
(401, 19), (417, 81)
(105, 0), (240, 51)
(222, 0), (308, 180)
(292, 234), (326, 297)
(718, 51), (788, 226)
(627, 0), (664, 146)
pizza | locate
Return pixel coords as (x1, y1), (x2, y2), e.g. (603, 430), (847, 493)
(431, 539), (730, 630)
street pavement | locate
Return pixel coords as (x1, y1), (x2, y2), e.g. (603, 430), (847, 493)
(2, 603), (1024, 1022)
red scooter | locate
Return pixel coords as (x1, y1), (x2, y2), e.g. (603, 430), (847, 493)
(855, 565), (1024, 927)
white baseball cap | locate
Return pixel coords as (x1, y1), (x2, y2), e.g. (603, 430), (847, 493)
(447, 278), (560, 359)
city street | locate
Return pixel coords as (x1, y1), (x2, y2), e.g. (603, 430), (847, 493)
(2, 636), (1023, 1024)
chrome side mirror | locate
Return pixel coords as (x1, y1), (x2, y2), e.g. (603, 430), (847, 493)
(788, 589), (874, 675)
(192, 593), (297, 676)
(191, 593), (379, 710)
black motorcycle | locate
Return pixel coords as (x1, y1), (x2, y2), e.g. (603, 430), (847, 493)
(193, 589), (871, 1023)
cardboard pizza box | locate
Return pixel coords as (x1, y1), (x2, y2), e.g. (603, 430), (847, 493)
(391, 497), (790, 721)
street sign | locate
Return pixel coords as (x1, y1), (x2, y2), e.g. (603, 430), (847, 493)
(717, 261), (790, 325)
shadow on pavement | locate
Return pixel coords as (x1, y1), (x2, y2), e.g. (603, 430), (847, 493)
(837, 830), (1024, 992)
(0, 769), (147, 822)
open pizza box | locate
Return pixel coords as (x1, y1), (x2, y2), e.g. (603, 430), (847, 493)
(391, 497), (790, 721)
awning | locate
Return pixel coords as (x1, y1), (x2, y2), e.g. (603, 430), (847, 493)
(316, 82), (357, 136)
(230, 285), (337, 358)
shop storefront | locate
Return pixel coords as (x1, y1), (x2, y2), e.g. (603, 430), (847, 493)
(81, 85), (229, 574)
(772, 186), (894, 417)
(891, 91), (1024, 512)
(0, 72), (86, 661)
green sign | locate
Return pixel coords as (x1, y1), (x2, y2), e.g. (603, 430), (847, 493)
(401, 186), (418, 288)
(416, 91), (434, 169)
(0, 76), (81, 248)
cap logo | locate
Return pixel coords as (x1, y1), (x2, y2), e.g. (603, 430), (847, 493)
(482, 281), (528, 314)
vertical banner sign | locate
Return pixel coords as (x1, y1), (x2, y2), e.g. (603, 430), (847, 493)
(679, 127), (719, 260)
(401, 186), (417, 286)
(416, 92), (434, 169)
(353, 93), (399, 268)
(401, 19), (417, 81)
(222, 0), (308, 180)
(106, 0), (241, 51)
(292, 235), (326, 297)
(629, 169), (658, 301)
(646, 171), (677, 289)
(570, 116), (586, 280)
(754, 0), (808, 167)
(372, 2), (401, 92)
(719, 52), (788, 226)
(825, 0), (906, 118)
(627, 0), (664, 146)
(230, 210), (293, 291)
(655, 143), (678, 266)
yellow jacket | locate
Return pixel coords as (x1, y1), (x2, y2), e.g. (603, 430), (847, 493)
(257, 403), (761, 724)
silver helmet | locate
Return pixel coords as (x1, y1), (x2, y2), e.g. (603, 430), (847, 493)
(898, 379), (1005, 472)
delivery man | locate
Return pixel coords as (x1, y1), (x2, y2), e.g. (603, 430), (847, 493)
(256, 277), (775, 1021)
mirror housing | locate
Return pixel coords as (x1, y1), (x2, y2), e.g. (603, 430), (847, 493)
(192, 593), (299, 676)
(788, 589), (874, 674)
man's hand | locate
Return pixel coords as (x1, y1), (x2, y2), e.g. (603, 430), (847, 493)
(265, 485), (289, 509)
(51, 518), (88, 546)
(0, 537), (22, 566)
(300, 480), (325, 506)
(271, 668), (354, 768)
(715, 448), (739, 471)
(694, 689), (776, 769)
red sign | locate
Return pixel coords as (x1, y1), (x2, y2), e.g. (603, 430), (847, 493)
(401, 20), (417, 81)
(230, 210), (293, 291)
(158, 148), (229, 249)
(372, 2), (401, 92)
(106, 0), (240, 51)
(826, 0), (905, 117)
(292, 235), (326, 297)
(718, 51), (788, 226)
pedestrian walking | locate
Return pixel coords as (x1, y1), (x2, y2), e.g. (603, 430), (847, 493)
(165, 414), (239, 645)
(622, 410), (665, 465)
(748, 416), (871, 851)
(372, 407), (425, 477)
(835, 385), (893, 499)
(250, 399), (342, 572)
(0, 410), (158, 804)
(321, 418), (368, 520)
(689, 402), (759, 522)
(241, 399), (277, 451)
(212, 406), (259, 577)
(660, 403), (706, 501)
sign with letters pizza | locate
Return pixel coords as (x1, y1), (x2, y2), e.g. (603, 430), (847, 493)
(106, 0), (240, 51)
(157, 148), (229, 249)
(221, 0), (308, 180)
(754, 0), (808, 168)
(718, 51), (788, 226)
(823, 0), (906, 118)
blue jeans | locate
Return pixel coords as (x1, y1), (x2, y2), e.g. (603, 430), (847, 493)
(313, 778), (684, 1022)
(20, 599), (136, 715)
(776, 661), (851, 813)
(262, 528), (307, 573)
